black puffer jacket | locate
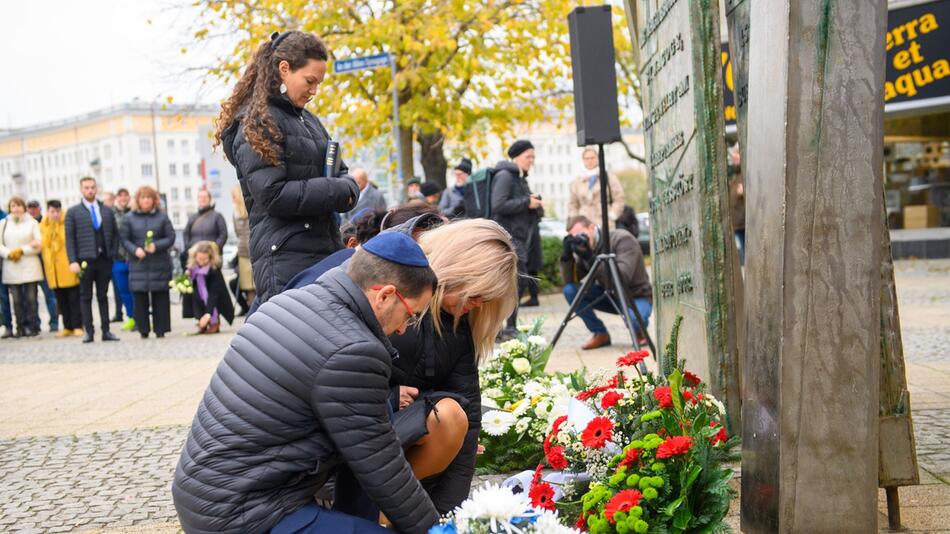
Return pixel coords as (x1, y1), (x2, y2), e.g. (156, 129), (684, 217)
(490, 161), (542, 261)
(221, 96), (359, 303)
(119, 210), (175, 292)
(172, 268), (439, 534)
(389, 312), (480, 514)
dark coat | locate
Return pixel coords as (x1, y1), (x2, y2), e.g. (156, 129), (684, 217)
(172, 268), (439, 534)
(490, 161), (541, 262)
(389, 312), (479, 514)
(560, 228), (652, 299)
(64, 201), (119, 263)
(120, 210), (175, 292)
(221, 96), (360, 303)
(182, 267), (235, 325)
(183, 206), (228, 252)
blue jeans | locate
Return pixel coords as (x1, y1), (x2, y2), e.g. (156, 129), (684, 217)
(0, 281), (11, 329)
(112, 260), (134, 316)
(271, 503), (390, 534)
(735, 229), (745, 265)
(563, 282), (652, 337)
(39, 279), (58, 329)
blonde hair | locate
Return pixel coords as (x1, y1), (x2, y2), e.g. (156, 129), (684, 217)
(187, 240), (222, 269)
(231, 184), (248, 219)
(419, 219), (519, 362)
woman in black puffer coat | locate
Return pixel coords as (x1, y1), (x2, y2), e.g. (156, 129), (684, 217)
(120, 186), (175, 338)
(217, 31), (359, 304)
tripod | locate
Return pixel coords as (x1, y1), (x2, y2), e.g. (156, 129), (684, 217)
(549, 144), (656, 358)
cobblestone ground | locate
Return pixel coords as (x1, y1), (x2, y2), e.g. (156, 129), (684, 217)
(0, 261), (947, 533)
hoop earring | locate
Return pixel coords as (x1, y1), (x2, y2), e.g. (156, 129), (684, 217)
(279, 83), (288, 94)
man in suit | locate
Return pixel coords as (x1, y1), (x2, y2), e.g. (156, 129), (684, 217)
(65, 177), (120, 343)
(343, 168), (387, 223)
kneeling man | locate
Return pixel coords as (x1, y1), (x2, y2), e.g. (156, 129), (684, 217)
(172, 232), (440, 534)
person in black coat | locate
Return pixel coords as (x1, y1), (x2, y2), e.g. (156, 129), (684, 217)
(64, 176), (120, 342)
(172, 233), (441, 534)
(217, 31), (359, 305)
(182, 241), (234, 334)
(389, 219), (519, 513)
(120, 186), (175, 338)
(491, 140), (543, 337)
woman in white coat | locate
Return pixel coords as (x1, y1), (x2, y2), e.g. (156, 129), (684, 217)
(0, 197), (44, 337)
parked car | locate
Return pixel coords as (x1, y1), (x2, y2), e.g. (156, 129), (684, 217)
(538, 218), (568, 239)
(637, 213), (651, 256)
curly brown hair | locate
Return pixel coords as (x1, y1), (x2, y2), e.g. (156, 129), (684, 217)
(214, 31), (329, 166)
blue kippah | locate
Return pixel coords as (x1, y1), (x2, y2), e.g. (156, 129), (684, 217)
(362, 232), (429, 267)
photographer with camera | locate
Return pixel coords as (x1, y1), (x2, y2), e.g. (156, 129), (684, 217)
(560, 215), (651, 350)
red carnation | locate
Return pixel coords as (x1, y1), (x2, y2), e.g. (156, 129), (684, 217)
(654, 386), (673, 408)
(601, 390), (624, 410)
(683, 370), (702, 387)
(532, 463), (544, 485)
(656, 435), (693, 458)
(605, 489), (642, 523)
(710, 421), (728, 445)
(682, 390), (698, 405)
(546, 445), (568, 470)
(581, 416), (614, 449)
(617, 447), (641, 470)
(617, 350), (649, 367)
(529, 481), (556, 511)
(575, 514), (587, 530)
(544, 415), (568, 453)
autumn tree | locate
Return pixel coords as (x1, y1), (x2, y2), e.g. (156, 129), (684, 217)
(190, 0), (585, 186)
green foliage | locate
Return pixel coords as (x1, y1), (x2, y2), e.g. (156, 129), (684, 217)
(615, 167), (649, 213)
(538, 236), (565, 293)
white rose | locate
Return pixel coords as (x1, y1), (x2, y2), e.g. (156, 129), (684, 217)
(511, 357), (531, 375)
(527, 335), (547, 347)
(533, 401), (551, 419)
(523, 381), (545, 397)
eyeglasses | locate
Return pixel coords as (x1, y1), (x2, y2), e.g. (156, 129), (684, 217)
(371, 285), (423, 328)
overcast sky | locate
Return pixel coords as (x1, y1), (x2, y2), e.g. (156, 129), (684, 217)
(0, 0), (229, 129)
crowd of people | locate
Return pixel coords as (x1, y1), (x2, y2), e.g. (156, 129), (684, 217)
(0, 29), (658, 534)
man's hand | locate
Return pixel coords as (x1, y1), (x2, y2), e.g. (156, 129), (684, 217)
(69, 262), (81, 274)
(134, 247), (146, 259)
(399, 386), (419, 409)
(144, 243), (156, 254)
(28, 239), (40, 249)
(561, 235), (575, 261)
(528, 195), (543, 210)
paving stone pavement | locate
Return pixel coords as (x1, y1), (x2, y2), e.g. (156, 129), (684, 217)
(0, 261), (948, 532)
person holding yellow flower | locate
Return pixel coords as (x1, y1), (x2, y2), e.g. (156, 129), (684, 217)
(40, 200), (83, 337)
(0, 196), (44, 338)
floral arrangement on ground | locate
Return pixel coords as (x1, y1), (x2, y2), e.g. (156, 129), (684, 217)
(528, 318), (740, 533)
(429, 483), (581, 534)
(478, 320), (586, 474)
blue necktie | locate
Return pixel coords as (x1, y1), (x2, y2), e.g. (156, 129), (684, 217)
(90, 205), (100, 231)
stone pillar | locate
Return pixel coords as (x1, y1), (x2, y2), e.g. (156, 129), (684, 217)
(741, 1), (885, 532)
(623, 0), (742, 435)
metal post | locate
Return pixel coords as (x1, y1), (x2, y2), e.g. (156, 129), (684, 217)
(885, 487), (903, 531)
(150, 102), (161, 194)
(390, 54), (403, 202)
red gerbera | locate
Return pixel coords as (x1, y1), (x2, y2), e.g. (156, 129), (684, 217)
(656, 435), (694, 458)
(617, 447), (641, 470)
(576, 385), (611, 401)
(544, 415), (569, 453)
(683, 370), (702, 387)
(546, 445), (568, 469)
(710, 421), (728, 445)
(617, 350), (649, 367)
(654, 386), (673, 408)
(600, 390), (624, 410)
(581, 416), (614, 449)
(529, 481), (556, 511)
(531, 463), (544, 485)
(682, 390), (698, 405)
(605, 489), (642, 523)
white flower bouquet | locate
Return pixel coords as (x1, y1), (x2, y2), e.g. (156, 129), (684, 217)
(428, 483), (581, 534)
(169, 272), (194, 294)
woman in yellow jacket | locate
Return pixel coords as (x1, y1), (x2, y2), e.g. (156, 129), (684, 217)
(40, 200), (83, 337)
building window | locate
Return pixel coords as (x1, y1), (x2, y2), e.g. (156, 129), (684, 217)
(168, 139), (176, 152)
(140, 138), (152, 154)
(141, 163), (153, 177)
(182, 163), (191, 177)
(184, 187), (192, 201)
(181, 139), (189, 153)
(169, 163), (177, 177)
(103, 144), (112, 160)
(171, 187), (179, 200)
(173, 211), (181, 225)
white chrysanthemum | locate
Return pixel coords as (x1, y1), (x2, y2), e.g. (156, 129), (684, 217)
(512, 357), (531, 375)
(517, 324), (532, 333)
(527, 335), (547, 347)
(533, 401), (551, 419)
(531, 510), (582, 534)
(481, 396), (499, 409)
(549, 382), (569, 398)
(515, 417), (531, 433)
(483, 410), (516, 436)
(454, 483), (530, 532)
(523, 381), (545, 397)
(710, 397), (726, 415)
(512, 399), (531, 417)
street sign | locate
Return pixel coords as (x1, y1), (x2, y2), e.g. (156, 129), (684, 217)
(334, 53), (392, 74)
